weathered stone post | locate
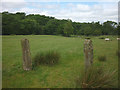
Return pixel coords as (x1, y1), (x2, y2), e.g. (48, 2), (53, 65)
(84, 39), (93, 70)
(21, 39), (32, 71)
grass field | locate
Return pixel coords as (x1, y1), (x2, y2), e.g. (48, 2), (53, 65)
(2, 35), (118, 88)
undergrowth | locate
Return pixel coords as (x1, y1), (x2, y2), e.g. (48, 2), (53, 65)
(33, 50), (60, 68)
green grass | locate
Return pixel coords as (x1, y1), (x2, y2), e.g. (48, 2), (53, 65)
(98, 55), (107, 62)
(76, 65), (117, 88)
(33, 50), (60, 67)
(2, 35), (118, 88)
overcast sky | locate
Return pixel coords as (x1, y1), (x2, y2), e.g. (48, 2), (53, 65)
(1, 0), (119, 23)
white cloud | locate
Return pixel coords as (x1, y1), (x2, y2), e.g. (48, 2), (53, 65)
(1, 0), (26, 12)
(2, 0), (25, 2)
(76, 4), (90, 11)
(0, 1), (118, 23)
(17, 0), (119, 2)
(30, 3), (60, 9)
(10, 8), (51, 16)
(48, 3), (117, 23)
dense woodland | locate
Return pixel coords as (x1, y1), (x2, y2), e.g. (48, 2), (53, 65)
(1, 12), (120, 36)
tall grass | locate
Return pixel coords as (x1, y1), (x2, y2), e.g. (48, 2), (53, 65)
(85, 37), (91, 39)
(116, 50), (120, 57)
(76, 65), (116, 88)
(33, 50), (60, 67)
(99, 37), (105, 39)
(98, 55), (107, 62)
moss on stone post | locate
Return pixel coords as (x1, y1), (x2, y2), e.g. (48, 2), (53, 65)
(21, 39), (32, 71)
(84, 39), (93, 70)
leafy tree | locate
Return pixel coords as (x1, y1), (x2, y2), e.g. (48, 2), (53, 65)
(63, 20), (74, 37)
(20, 19), (39, 35)
(72, 22), (81, 35)
(2, 12), (21, 35)
(56, 24), (64, 35)
(117, 23), (120, 35)
(83, 26), (93, 36)
(44, 19), (59, 35)
(1, 12), (118, 36)
(102, 21), (117, 35)
(93, 29), (102, 36)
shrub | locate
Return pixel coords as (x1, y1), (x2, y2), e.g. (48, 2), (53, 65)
(98, 55), (106, 62)
(85, 37), (91, 39)
(99, 37), (105, 39)
(116, 50), (120, 57)
(33, 51), (60, 67)
(10, 34), (16, 36)
(76, 66), (116, 88)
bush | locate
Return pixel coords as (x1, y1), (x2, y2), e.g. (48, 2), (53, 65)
(76, 66), (116, 88)
(98, 55), (106, 62)
(99, 37), (105, 39)
(10, 34), (16, 36)
(33, 51), (60, 67)
(116, 50), (120, 57)
(85, 37), (91, 39)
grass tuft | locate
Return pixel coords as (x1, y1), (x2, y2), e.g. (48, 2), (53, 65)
(99, 37), (105, 39)
(85, 37), (91, 39)
(98, 55), (107, 62)
(116, 50), (120, 57)
(33, 51), (60, 67)
(76, 66), (116, 88)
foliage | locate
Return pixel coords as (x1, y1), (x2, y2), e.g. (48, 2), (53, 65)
(63, 20), (74, 37)
(99, 37), (105, 39)
(102, 21), (117, 35)
(33, 51), (60, 67)
(1, 12), (118, 36)
(76, 65), (117, 88)
(20, 19), (40, 35)
(44, 19), (60, 35)
(93, 29), (102, 36)
(85, 37), (91, 39)
(83, 26), (93, 36)
(116, 50), (120, 57)
(98, 55), (107, 62)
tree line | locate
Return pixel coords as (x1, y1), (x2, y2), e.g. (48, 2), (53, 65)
(1, 11), (119, 36)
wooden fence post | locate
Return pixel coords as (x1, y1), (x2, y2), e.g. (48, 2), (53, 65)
(21, 39), (32, 71)
(84, 39), (93, 70)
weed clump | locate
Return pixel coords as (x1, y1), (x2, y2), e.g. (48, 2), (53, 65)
(98, 55), (107, 62)
(116, 50), (120, 57)
(85, 37), (91, 39)
(33, 51), (60, 67)
(99, 37), (105, 39)
(76, 66), (116, 88)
